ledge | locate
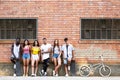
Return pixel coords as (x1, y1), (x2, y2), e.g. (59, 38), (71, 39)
(0, 39), (35, 44)
(78, 40), (120, 44)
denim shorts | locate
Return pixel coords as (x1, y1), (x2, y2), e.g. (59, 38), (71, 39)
(22, 53), (30, 59)
(53, 53), (59, 58)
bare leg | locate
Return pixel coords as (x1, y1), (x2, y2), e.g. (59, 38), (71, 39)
(55, 58), (61, 74)
(35, 60), (39, 76)
(53, 58), (57, 70)
(31, 59), (35, 75)
(26, 58), (30, 76)
(65, 65), (68, 75)
(23, 59), (26, 76)
(68, 59), (71, 66)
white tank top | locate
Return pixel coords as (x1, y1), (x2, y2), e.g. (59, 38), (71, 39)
(13, 43), (20, 58)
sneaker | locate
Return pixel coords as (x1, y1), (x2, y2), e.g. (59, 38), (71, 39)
(13, 73), (16, 77)
(44, 72), (47, 76)
(34, 74), (37, 77)
(68, 66), (70, 71)
(40, 70), (44, 76)
(14, 64), (16, 69)
(55, 74), (58, 76)
(65, 74), (69, 77)
(53, 70), (55, 76)
(41, 70), (44, 73)
(31, 74), (35, 77)
(40, 72), (44, 76)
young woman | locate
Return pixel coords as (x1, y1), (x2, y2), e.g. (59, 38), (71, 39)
(22, 39), (31, 76)
(31, 40), (40, 77)
(52, 39), (61, 76)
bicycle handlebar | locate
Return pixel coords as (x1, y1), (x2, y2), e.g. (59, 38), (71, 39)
(99, 55), (104, 61)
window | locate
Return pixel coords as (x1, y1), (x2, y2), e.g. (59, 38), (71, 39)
(0, 19), (37, 39)
(81, 19), (120, 40)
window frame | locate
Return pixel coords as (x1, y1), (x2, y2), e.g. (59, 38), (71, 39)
(80, 18), (120, 40)
(0, 18), (38, 40)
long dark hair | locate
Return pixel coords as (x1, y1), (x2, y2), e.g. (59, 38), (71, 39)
(53, 39), (60, 53)
(23, 39), (30, 47)
(33, 40), (40, 47)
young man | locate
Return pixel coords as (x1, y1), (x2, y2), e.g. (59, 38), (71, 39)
(11, 38), (22, 76)
(40, 38), (52, 76)
(61, 38), (75, 76)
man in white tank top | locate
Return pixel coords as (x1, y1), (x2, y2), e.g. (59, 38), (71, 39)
(11, 38), (22, 76)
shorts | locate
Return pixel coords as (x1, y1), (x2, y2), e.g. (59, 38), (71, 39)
(22, 53), (30, 59)
(31, 54), (39, 60)
(53, 53), (59, 58)
(63, 57), (72, 65)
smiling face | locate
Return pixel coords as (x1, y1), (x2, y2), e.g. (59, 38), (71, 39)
(55, 40), (58, 44)
(35, 41), (38, 46)
(64, 38), (68, 45)
(65, 40), (68, 45)
(25, 40), (28, 45)
(54, 39), (59, 46)
(43, 38), (47, 44)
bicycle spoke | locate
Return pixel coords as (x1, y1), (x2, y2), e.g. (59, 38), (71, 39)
(79, 66), (90, 76)
(99, 66), (111, 76)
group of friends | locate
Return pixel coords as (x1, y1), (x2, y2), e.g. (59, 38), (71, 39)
(10, 37), (75, 77)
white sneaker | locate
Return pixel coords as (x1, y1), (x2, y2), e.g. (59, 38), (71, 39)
(14, 64), (16, 69)
(42, 70), (44, 73)
(65, 74), (69, 77)
(40, 70), (44, 75)
(55, 74), (58, 76)
(68, 66), (70, 71)
(44, 72), (47, 76)
(34, 74), (36, 77)
(53, 70), (55, 76)
(13, 74), (16, 77)
(31, 74), (35, 77)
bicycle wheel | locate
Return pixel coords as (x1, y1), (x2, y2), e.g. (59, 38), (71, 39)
(79, 65), (90, 76)
(99, 65), (111, 77)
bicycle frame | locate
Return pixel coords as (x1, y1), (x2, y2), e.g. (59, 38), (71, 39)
(89, 55), (105, 72)
(79, 55), (111, 77)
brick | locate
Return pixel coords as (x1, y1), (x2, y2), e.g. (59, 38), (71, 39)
(0, 0), (120, 64)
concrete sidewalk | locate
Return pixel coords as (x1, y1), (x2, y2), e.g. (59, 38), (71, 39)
(0, 63), (120, 76)
(0, 76), (120, 80)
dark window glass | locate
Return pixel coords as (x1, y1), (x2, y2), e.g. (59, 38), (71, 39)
(0, 19), (37, 39)
(81, 19), (120, 40)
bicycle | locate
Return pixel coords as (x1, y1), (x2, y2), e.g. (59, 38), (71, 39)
(79, 55), (111, 77)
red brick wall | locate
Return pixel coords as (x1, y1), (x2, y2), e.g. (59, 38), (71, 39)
(0, 0), (120, 64)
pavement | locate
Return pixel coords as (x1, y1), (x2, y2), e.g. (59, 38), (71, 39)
(0, 76), (120, 80)
(1, 63), (120, 76)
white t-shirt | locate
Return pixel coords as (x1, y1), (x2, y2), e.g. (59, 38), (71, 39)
(61, 44), (74, 58)
(52, 46), (61, 54)
(40, 43), (52, 60)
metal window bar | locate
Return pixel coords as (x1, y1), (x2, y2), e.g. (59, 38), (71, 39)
(0, 19), (37, 39)
(81, 19), (120, 40)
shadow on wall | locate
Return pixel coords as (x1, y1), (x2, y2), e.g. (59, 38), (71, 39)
(75, 44), (118, 61)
